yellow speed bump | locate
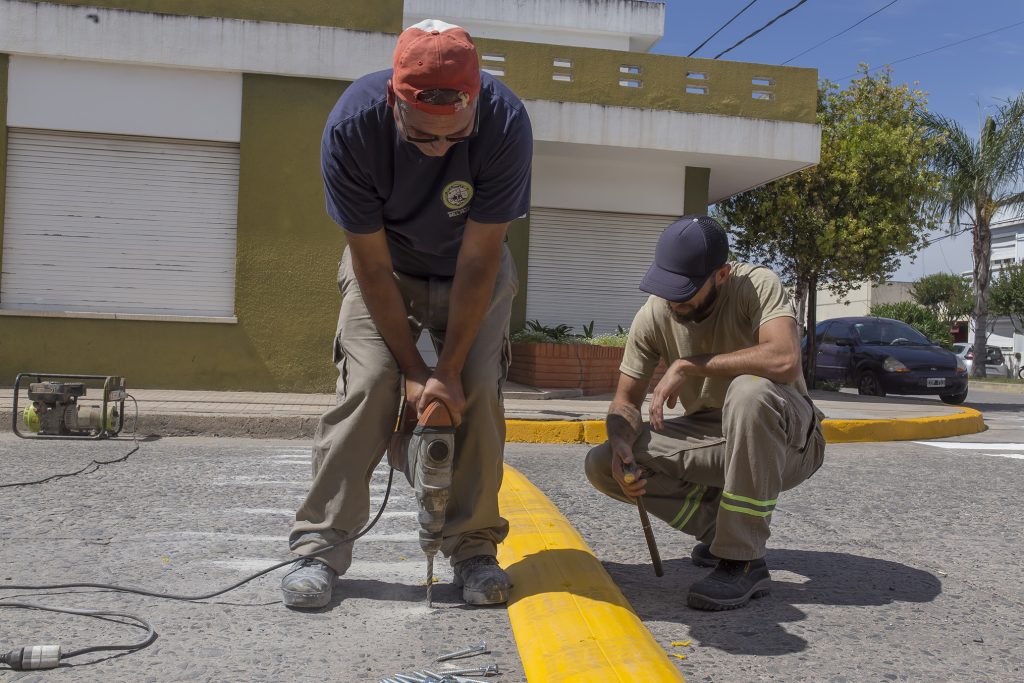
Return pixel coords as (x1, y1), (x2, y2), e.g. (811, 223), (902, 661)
(497, 465), (684, 683)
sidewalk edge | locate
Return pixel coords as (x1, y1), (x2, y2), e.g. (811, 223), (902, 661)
(508, 407), (985, 445)
(497, 465), (685, 683)
(0, 409), (985, 443)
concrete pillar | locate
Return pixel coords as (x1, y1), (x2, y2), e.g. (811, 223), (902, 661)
(683, 165), (710, 215)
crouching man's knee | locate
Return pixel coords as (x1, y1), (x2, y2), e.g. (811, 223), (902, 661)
(584, 442), (620, 498)
(723, 374), (779, 417)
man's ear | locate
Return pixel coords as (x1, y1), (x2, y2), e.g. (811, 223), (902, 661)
(386, 80), (396, 108)
(716, 263), (732, 284)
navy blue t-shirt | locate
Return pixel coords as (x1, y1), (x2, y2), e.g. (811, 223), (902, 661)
(321, 70), (533, 278)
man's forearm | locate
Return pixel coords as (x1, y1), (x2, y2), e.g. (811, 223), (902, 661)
(435, 254), (500, 374)
(353, 264), (427, 377)
(677, 343), (799, 383)
(607, 401), (643, 446)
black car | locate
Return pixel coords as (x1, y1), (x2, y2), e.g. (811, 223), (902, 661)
(807, 316), (968, 404)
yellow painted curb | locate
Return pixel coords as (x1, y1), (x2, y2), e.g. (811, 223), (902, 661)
(504, 407), (984, 445)
(497, 465), (685, 683)
(819, 406), (985, 443)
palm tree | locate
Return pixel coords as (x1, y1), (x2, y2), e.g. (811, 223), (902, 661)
(921, 94), (1024, 377)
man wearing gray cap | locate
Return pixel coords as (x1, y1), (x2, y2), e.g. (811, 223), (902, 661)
(584, 214), (825, 611)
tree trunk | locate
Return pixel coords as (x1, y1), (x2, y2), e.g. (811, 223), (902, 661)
(971, 213), (992, 378)
(804, 274), (819, 387)
(794, 279), (807, 341)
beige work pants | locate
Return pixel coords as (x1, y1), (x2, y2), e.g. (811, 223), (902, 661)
(585, 375), (825, 561)
(289, 246), (517, 573)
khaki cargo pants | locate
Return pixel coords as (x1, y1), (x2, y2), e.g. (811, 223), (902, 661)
(585, 375), (825, 561)
(289, 246), (517, 573)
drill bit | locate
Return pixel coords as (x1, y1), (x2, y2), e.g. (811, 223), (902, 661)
(426, 554), (434, 607)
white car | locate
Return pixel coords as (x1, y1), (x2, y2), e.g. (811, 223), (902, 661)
(952, 343), (1011, 377)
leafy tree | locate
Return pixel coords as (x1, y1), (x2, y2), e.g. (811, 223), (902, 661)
(716, 66), (942, 382)
(869, 301), (950, 348)
(989, 262), (1024, 334)
(920, 93), (1024, 377)
(910, 272), (972, 327)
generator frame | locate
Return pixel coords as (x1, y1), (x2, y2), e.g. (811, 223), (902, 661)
(12, 373), (127, 440)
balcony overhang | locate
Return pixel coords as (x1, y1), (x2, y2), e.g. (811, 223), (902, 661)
(0, 0), (395, 80)
(528, 100), (821, 202)
(404, 0), (664, 52)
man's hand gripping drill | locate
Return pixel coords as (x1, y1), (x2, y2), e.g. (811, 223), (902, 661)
(389, 398), (456, 606)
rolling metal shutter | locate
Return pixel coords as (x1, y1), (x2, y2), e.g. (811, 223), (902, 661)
(1, 129), (239, 317)
(526, 208), (675, 334)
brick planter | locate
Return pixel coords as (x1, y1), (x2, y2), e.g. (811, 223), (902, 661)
(509, 342), (669, 395)
(508, 343), (623, 395)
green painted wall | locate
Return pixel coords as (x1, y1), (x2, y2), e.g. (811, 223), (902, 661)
(0, 54), (7, 270)
(28, 0), (403, 33)
(475, 38), (818, 124)
(506, 216), (530, 331)
(684, 166), (710, 214)
(0, 74), (349, 392)
(233, 74), (348, 392)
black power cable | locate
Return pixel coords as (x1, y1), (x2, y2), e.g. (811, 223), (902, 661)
(0, 603), (155, 670)
(835, 17), (1024, 80)
(782, 0), (899, 65)
(714, 0), (811, 60)
(1, 395), (401, 669)
(0, 468), (395, 602)
(1, 395), (142, 489)
(688, 0), (762, 57)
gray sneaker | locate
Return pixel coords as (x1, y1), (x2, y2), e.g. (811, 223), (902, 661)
(453, 555), (512, 605)
(281, 557), (337, 609)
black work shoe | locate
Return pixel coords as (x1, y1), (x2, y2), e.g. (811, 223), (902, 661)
(687, 558), (770, 611)
(281, 557), (337, 609)
(690, 543), (719, 568)
(453, 555), (512, 605)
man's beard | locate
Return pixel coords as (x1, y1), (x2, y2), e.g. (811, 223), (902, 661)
(671, 280), (720, 324)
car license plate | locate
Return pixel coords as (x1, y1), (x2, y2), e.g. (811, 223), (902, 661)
(927, 378), (945, 388)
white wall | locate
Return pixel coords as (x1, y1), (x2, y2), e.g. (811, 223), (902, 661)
(532, 141), (685, 215)
(0, 0), (394, 81)
(404, 0), (664, 51)
(8, 56), (242, 142)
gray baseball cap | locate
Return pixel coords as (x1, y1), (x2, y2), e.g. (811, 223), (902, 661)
(639, 215), (729, 303)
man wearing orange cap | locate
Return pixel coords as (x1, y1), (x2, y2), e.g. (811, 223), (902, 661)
(282, 20), (532, 608)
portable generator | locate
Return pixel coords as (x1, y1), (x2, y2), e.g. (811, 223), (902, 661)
(12, 373), (127, 439)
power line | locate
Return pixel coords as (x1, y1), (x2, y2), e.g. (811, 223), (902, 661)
(714, 0), (811, 60)
(782, 0), (899, 65)
(688, 0), (762, 57)
(835, 17), (1024, 80)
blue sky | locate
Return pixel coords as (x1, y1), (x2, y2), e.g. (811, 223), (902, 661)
(651, 0), (1024, 281)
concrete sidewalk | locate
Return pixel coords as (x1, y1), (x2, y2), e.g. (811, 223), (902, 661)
(1, 381), (985, 442)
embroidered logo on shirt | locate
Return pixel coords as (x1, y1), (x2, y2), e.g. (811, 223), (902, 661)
(442, 181), (474, 213)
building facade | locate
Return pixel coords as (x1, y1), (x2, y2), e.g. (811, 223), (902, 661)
(0, 0), (821, 391)
(977, 217), (1024, 357)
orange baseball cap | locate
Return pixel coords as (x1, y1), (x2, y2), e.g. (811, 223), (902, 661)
(391, 19), (481, 115)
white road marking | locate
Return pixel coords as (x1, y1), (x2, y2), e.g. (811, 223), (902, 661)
(913, 441), (1024, 460)
(236, 508), (416, 519)
(914, 441), (1024, 450)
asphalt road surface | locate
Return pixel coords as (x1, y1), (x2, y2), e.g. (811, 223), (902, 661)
(1, 388), (1021, 681)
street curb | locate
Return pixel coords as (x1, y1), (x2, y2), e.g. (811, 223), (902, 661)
(1, 409), (986, 443)
(968, 381), (1024, 394)
(497, 465), (684, 683)
(507, 407), (986, 445)
(819, 407), (985, 443)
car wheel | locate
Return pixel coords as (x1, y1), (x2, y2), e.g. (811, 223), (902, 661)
(940, 389), (968, 405)
(857, 371), (886, 397)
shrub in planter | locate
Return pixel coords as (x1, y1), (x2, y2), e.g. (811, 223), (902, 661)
(507, 321), (629, 395)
